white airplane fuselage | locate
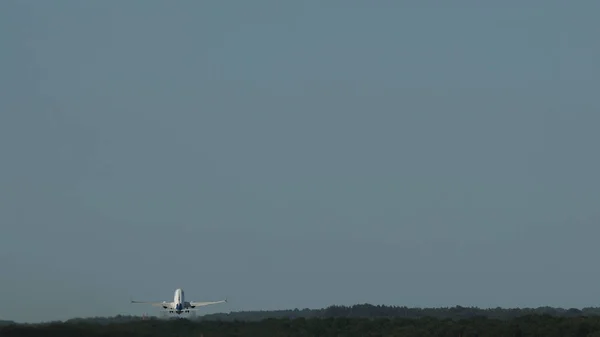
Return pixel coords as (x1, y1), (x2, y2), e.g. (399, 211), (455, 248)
(164, 288), (191, 314)
(131, 288), (226, 315)
(172, 288), (185, 314)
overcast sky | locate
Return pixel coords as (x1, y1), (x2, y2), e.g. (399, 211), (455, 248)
(1, 0), (599, 323)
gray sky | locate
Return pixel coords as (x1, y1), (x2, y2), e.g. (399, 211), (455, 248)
(1, 0), (599, 323)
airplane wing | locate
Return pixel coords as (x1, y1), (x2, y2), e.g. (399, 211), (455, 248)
(131, 300), (172, 307)
(188, 299), (227, 307)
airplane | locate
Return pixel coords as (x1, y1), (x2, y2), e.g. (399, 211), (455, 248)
(131, 288), (227, 315)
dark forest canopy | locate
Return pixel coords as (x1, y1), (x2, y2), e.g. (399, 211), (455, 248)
(4, 315), (600, 337)
(4, 305), (600, 337)
(196, 304), (599, 322)
(56, 304), (600, 324)
(6, 304), (600, 326)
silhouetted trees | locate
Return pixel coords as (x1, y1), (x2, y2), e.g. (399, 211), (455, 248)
(4, 314), (600, 337)
(195, 304), (600, 322)
(4, 304), (600, 336)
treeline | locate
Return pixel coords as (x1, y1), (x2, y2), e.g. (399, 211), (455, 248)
(198, 304), (600, 322)
(4, 315), (600, 337)
(54, 304), (600, 325)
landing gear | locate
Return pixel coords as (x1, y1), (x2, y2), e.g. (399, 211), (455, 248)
(158, 309), (195, 320)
